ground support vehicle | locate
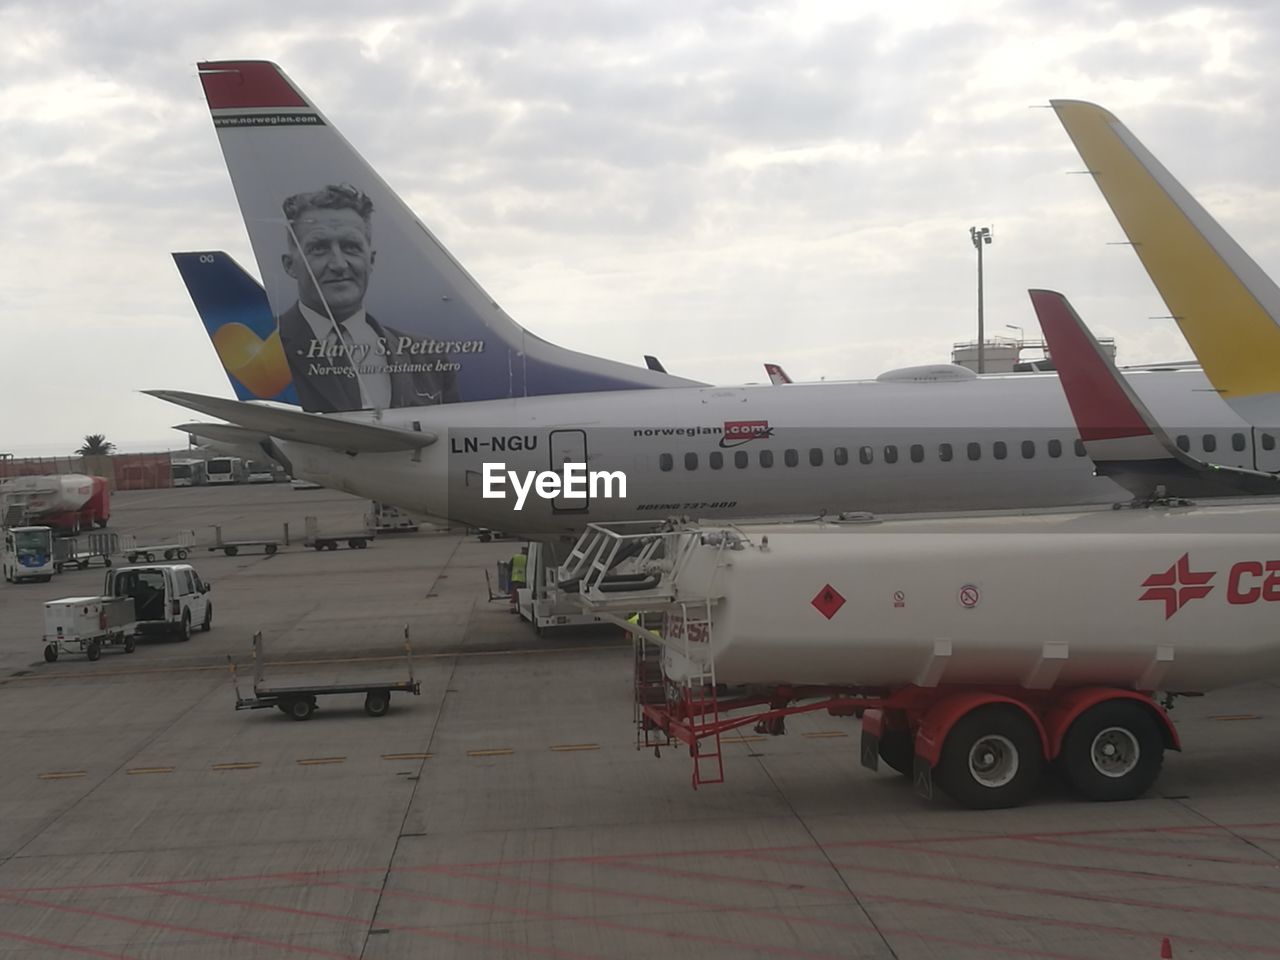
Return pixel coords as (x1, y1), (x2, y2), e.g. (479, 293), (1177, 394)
(517, 540), (613, 634)
(367, 501), (419, 533)
(229, 630), (420, 721)
(303, 515), (371, 551)
(54, 532), (118, 572)
(42, 596), (135, 661)
(104, 563), (212, 640)
(3, 526), (54, 583)
(207, 524), (278, 557)
(558, 507), (1280, 809)
(121, 530), (194, 563)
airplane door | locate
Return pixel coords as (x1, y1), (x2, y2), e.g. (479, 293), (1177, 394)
(549, 429), (589, 513)
(1254, 427), (1280, 473)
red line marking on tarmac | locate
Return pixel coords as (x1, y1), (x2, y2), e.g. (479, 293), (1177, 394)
(425, 857), (1280, 958)
(739, 849), (1280, 930)
(127, 884), (613, 960)
(315, 879), (850, 960)
(859, 842), (1280, 896)
(8, 819), (1280, 899)
(0, 892), (356, 960)
(1016, 834), (1280, 867)
(0, 928), (138, 959)
(396, 865), (1100, 960)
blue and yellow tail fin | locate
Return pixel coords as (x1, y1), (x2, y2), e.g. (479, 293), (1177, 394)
(173, 251), (299, 406)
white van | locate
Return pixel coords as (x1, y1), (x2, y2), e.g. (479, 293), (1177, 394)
(104, 564), (212, 640)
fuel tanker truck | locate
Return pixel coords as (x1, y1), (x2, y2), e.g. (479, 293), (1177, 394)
(559, 502), (1280, 809)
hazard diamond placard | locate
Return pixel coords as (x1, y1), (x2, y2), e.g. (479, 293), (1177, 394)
(811, 584), (845, 619)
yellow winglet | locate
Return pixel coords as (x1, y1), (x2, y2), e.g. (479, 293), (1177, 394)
(1051, 99), (1280, 401)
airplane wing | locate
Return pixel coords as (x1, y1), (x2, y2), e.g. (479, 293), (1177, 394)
(146, 391), (437, 454)
(1052, 100), (1280, 428)
(1029, 288), (1280, 499)
(764, 363), (792, 385)
(175, 422), (272, 446)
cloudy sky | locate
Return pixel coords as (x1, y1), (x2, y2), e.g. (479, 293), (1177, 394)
(2, 0), (1278, 456)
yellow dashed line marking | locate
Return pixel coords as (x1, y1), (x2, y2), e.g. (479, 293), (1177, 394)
(37, 771), (86, 781)
(297, 757), (346, 766)
(212, 762), (261, 771)
(549, 743), (600, 752)
(126, 767), (174, 776)
(802, 731), (849, 739)
(467, 748), (514, 758)
(382, 753), (432, 761)
(1209, 714), (1262, 721)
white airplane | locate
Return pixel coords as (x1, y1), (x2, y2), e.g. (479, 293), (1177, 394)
(154, 62), (1276, 542)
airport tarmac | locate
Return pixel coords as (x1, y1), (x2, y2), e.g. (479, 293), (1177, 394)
(1, 484), (1279, 959)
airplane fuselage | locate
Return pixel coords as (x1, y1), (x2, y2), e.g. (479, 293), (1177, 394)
(278, 367), (1272, 537)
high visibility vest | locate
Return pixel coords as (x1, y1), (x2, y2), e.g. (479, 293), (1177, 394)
(510, 553), (527, 583)
(627, 613), (640, 625)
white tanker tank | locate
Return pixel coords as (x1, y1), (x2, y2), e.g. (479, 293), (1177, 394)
(560, 502), (1280, 808)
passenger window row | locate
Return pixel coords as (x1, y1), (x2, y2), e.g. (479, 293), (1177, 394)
(1173, 432), (1268, 454)
(658, 438), (1097, 472)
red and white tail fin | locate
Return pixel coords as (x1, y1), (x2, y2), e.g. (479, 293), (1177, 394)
(764, 363), (792, 385)
(197, 60), (701, 412)
(1029, 289), (1280, 498)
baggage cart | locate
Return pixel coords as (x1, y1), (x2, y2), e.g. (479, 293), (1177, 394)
(122, 530), (195, 563)
(229, 629), (419, 721)
(303, 516), (371, 551)
(43, 596), (136, 662)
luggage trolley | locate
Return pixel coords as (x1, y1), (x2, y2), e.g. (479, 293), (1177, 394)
(229, 629), (420, 721)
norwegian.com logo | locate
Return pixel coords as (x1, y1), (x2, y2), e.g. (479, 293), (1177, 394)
(1140, 552), (1280, 619)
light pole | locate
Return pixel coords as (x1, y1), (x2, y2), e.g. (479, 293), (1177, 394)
(970, 226), (992, 373)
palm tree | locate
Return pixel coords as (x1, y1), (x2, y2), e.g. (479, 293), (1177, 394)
(76, 434), (115, 456)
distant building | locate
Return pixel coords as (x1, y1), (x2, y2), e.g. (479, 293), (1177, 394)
(951, 336), (1116, 374)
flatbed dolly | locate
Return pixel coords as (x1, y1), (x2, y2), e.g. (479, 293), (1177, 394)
(121, 530), (195, 563)
(208, 525), (279, 557)
(229, 630), (420, 721)
(304, 516), (372, 551)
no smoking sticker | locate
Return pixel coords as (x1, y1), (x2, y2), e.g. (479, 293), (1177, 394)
(958, 584), (980, 609)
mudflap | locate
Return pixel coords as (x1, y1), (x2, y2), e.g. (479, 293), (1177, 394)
(913, 754), (934, 801)
(859, 707), (883, 771)
(859, 729), (881, 771)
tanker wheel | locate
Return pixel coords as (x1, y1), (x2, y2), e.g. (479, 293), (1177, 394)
(44, 645), (58, 663)
(1061, 700), (1164, 802)
(935, 705), (1042, 809)
(86, 640), (101, 662)
(877, 729), (914, 777)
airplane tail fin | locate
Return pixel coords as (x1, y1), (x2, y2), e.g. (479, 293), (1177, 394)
(1029, 288), (1280, 498)
(764, 363), (792, 385)
(196, 61), (701, 413)
(1052, 100), (1280, 426)
(173, 251), (299, 406)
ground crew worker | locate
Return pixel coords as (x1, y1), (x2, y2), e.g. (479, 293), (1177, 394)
(509, 545), (528, 613)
